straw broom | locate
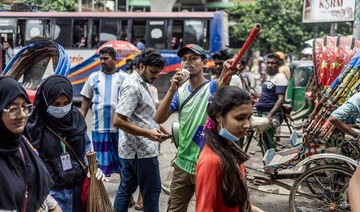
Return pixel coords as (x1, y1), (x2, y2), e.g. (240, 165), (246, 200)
(86, 151), (114, 212)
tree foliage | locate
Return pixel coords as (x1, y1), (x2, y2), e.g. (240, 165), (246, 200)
(230, 0), (352, 55)
(17, 0), (76, 12)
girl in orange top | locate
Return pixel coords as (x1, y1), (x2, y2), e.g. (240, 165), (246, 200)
(196, 86), (263, 212)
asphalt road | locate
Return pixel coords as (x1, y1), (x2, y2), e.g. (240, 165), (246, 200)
(85, 111), (292, 211)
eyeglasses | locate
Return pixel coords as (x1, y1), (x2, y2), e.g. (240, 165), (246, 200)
(3, 104), (34, 120)
(267, 61), (278, 65)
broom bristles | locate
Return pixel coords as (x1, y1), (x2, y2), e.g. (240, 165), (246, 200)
(86, 151), (114, 212)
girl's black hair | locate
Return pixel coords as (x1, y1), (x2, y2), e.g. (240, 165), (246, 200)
(205, 86), (252, 209)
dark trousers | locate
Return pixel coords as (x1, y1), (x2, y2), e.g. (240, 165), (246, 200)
(114, 156), (161, 212)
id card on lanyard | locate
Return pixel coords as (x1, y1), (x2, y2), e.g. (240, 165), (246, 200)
(60, 141), (73, 171)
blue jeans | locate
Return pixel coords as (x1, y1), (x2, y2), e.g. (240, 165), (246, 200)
(50, 184), (82, 212)
(114, 156), (161, 212)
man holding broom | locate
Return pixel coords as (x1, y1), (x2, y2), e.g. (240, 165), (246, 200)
(113, 48), (169, 212)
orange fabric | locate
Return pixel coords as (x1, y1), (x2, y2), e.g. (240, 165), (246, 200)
(195, 145), (246, 212)
(275, 51), (285, 60)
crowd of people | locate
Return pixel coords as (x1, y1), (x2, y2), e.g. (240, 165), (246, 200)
(1, 39), (359, 212)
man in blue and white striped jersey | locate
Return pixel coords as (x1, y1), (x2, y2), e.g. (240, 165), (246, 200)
(80, 46), (128, 176)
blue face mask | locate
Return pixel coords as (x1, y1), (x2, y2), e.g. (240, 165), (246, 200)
(219, 126), (240, 142)
(47, 103), (72, 118)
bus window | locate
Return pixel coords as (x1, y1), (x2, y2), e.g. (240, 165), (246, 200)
(132, 19), (146, 49)
(100, 19), (118, 44)
(0, 19), (16, 48)
(119, 20), (129, 41)
(54, 19), (72, 48)
(171, 20), (184, 50)
(44, 20), (51, 39)
(183, 20), (209, 50)
(16, 20), (26, 47)
(25, 19), (44, 43)
(91, 19), (99, 48)
(147, 20), (167, 50)
(73, 20), (89, 48)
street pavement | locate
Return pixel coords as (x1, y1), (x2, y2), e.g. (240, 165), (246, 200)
(85, 111), (292, 211)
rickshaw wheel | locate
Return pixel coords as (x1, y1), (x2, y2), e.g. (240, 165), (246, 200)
(289, 164), (353, 212)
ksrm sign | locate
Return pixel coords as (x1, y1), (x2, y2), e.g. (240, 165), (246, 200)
(303, 0), (355, 23)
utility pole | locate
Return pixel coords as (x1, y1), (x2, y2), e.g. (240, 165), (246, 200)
(353, 0), (360, 39)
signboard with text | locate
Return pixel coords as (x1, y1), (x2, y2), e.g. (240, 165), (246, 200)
(303, 0), (355, 23)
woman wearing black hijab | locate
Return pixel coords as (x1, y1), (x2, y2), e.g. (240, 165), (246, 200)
(27, 75), (90, 212)
(0, 77), (53, 211)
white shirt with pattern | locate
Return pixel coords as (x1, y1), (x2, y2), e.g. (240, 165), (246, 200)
(115, 71), (160, 159)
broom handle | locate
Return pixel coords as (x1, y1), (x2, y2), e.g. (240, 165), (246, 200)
(220, 24), (261, 86)
(86, 151), (98, 175)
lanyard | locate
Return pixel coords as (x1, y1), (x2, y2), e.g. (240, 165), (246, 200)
(60, 141), (66, 154)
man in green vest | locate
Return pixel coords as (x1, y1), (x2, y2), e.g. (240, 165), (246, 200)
(155, 44), (237, 212)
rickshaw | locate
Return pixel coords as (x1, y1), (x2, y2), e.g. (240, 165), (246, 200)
(287, 60), (313, 112)
(1, 37), (70, 103)
(256, 35), (360, 211)
(287, 60), (314, 123)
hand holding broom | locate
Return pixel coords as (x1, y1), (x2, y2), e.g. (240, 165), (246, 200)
(87, 167), (108, 182)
